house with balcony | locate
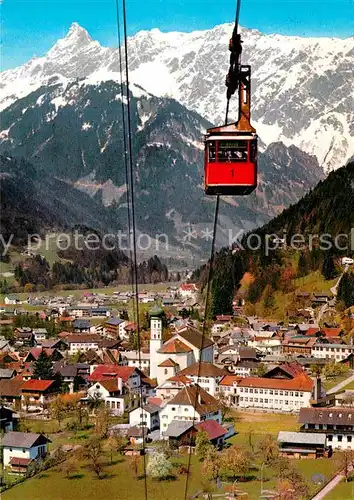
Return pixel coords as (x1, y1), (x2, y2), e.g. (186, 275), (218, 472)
(21, 380), (59, 411)
(159, 384), (221, 435)
(2, 432), (51, 473)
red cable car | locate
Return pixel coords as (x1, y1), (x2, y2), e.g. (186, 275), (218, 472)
(204, 57), (258, 196)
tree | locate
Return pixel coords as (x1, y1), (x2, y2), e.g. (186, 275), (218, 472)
(310, 364), (323, 377)
(23, 395), (31, 413)
(247, 430), (255, 455)
(94, 406), (111, 439)
(216, 392), (231, 420)
(297, 252), (309, 277)
(322, 253), (338, 280)
(60, 456), (79, 479)
(338, 272), (354, 308)
(222, 445), (251, 480)
(81, 438), (104, 479)
(256, 363), (267, 378)
(146, 452), (172, 480)
(262, 284), (275, 312)
(202, 447), (221, 482)
(273, 457), (309, 499)
(73, 375), (85, 392)
(33, 351), (54, 380)
(73, 400), (89, 429)
(87, 393), (103, 414)
(195, 430), (212, 461)
(108, 429), (126, 455)
(129, 453), (140, 478)
(336, 449), (354, 481)
(257, 434), (279, 465)
(50, 395), (67, 429)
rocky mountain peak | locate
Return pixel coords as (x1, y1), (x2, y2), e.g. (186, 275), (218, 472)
(47, 22), (94, 56)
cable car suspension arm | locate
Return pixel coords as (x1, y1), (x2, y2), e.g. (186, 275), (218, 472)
(225, 0), (242, 124)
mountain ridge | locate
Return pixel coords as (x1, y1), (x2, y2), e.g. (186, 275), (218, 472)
(1, 22), (353, 171)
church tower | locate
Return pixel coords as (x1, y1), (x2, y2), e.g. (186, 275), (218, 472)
(149, 306), (163, 380)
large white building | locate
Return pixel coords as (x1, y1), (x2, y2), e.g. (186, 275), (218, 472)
(299, 407), (354, 450)
(236, 375), (313, 412)
(65, 334), (101, 354)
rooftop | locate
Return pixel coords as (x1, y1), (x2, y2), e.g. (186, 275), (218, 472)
(178, 361), (225, 378)
(278, 431), (326, 446)
(2, 431), (51, 448)
(22, 379), (55, 392)
(196, 419), (228, 440)
(238, 375), (313, 392)
(167, 384), (219, 416)
(157, 338), (192, 354)
(177, 327), (214, 350)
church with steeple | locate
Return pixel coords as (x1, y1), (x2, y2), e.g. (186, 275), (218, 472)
(149, 306), (214, 385)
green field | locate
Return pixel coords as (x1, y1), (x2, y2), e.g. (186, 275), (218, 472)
(0, 282), (179, 304)
(340, 380), (354, 391)
(323, 374), (352, 391)
(325, 478), (354, 499)
(2, 411), (342, 500)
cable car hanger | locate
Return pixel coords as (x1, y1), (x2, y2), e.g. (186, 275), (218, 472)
(204, 0), (258, 196)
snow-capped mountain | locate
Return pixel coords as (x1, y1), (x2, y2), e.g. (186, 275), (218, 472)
(2, 22), (353, 171)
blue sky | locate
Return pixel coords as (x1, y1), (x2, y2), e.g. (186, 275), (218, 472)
(2, 0), (354, 70)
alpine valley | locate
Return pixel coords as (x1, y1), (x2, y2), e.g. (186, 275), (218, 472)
(1, 22), (352, 262)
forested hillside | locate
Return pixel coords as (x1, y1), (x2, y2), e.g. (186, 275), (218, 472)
(195, 162), (354, 317)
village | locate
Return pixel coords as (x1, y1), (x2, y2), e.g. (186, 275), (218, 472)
(0, 282), (354, 499)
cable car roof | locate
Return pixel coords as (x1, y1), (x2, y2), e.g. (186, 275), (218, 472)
(206, 134), (256, 141)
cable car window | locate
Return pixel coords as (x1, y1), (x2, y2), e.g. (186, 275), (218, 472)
(208, 141), (216, 162)
(218, 140), (248, 162)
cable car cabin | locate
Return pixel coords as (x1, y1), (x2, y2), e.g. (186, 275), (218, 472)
(204, 132), (257, 196)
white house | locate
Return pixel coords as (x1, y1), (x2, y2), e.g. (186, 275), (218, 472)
(159, 384), (221, 435)
(177, 362), (225, 397)
(179, 283), (198, 299)
(65, 334), (101, 354)
(129, 403), (160, 431)
(87, 379), (125, 415)
(121, 351), (150, 373)
(311, 342), (354, 361)
(2, 432), (51, 472)
(32, 328), (47, 343)
(156, 358), (179, 385)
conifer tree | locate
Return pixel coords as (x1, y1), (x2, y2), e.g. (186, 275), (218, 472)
(33, 352), (54, 380)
